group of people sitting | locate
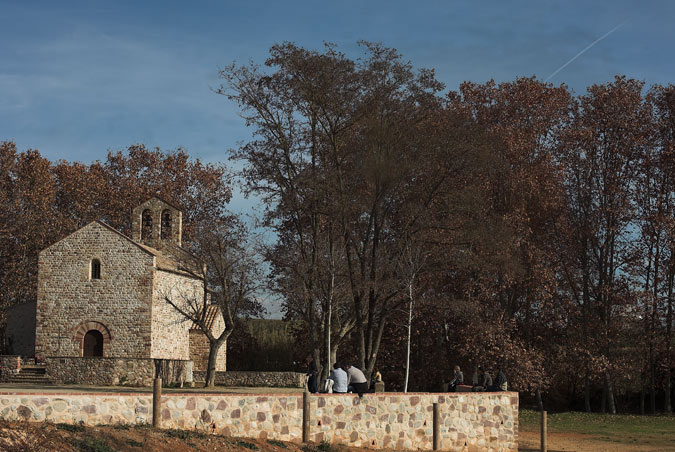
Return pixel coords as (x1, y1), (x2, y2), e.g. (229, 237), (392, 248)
(306, 355), (380, 397)
(447, 364), (508, 392)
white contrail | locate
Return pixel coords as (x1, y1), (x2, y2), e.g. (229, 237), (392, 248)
(545, 22), (625, 82)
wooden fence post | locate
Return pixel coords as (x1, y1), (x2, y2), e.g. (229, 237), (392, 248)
(540, 410), (547, 452)
(302, 391), (310, 442)
(432, 402), (440, 450)
(153, 378), (162, 428)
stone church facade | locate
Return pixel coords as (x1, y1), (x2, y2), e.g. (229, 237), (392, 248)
(34, 197), (226, 381)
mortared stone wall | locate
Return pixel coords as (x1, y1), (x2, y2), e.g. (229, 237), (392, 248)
(0, 391), (518, 451)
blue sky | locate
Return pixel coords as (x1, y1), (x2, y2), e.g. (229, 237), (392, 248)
(1, 0), (674, 186)
(2, 0), (673, 318)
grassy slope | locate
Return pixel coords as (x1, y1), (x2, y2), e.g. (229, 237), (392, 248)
(519, 409), (675, 449)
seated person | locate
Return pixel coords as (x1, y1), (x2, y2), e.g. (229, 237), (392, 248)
(472, 366), (492, 392)
(448, 365), (464, 392)
(370, 369), (383, 392)
(344, 364), (369, 396)
(488, 366), (508, 392)
(329, 363), (349, 394)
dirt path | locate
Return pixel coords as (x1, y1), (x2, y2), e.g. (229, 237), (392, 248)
(518, 430), (675, 452)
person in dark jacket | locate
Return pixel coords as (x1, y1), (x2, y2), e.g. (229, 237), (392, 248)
(489, 366), (508, 391)
(473, 366), (492, 392)
(305, 354), (318, 393)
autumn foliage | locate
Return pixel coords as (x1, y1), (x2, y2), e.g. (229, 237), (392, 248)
(2, 42), (675, 413)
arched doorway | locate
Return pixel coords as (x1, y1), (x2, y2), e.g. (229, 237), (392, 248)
(82, 330), (104, 357)
(73, 321), (111, 356)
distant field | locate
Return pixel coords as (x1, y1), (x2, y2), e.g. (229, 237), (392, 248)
(518, 409), (675, 452)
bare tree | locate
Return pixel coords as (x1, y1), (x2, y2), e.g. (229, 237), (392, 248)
(164, 216), (264, 387)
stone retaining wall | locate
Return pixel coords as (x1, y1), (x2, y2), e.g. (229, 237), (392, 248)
(0, 392), (153, 425)
(0, 356), (21, 382)
(310, 393), (517, 450)
(192, 371), (305, 388)
(45, 357), (192, 386)
(0, 391), (517, 451)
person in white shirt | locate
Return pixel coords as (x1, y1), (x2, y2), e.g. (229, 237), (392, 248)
(329, 363), (349, 393)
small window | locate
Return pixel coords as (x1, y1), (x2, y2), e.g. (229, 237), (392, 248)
(161, 209), (172, 240)
(141, 209), (153, 241)
(91, 259), (101, 280)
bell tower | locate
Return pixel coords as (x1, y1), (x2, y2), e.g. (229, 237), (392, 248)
(131, 197), (182, 250)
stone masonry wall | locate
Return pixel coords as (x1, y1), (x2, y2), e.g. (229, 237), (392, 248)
(310, 393), (518, 451)
(0, 391), (517, 451)
(188, 330), (226, 372)
(131, 197), (182, 250)
(46, 357), (155, 386)
(0, 393), (153, 425)
(192, 371), (305, 388)
(151, 270), (202, 360)
(0, 356), (21, 382)
(45, 357), (193, 386)
(36, 222), (155, 358)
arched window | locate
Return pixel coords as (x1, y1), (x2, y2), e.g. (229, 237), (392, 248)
(141, 209), (153, 241)
(82, 330), (104, 357)
(161, 209), (172, 240)
(91, 259), (101, 279)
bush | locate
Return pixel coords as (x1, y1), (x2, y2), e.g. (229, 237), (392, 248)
(55, 423), (85, 433)
(164, 428), (207, 440)
(302, 441), (341, 452)
(72, 437), (117, 452)
(236, 440), (259, 450)
(267, 439), (288, 448)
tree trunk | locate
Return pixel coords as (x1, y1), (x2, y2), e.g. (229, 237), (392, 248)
(666, 271), (673, 413)
(326, 289), (332, 380)
(650, 361), (657, 415)
(601, 383), (607, 414)
(605, 372), (616, 414)
(640, 376), (645, 415)
(536, 388), (544, 412)
(666, 368), (672, 414)
(403, 283), (413, 393)
(584, 372), (591, 412)
(205, 338), (226, 388)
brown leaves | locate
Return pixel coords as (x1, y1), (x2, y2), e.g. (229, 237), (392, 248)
(0, 142), (232, 323)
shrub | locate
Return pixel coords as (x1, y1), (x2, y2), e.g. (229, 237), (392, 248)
(236, 440), (259, 450)
(164, 428), (207, 440)
(127, 439), (143, 447)
(72, 437), (117, 452)
(55, 423), (85, 433)
(302, 441), (341, 452)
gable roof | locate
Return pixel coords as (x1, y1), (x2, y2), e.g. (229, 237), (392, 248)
(93, 220), (160, 256)
(40, 220), (157, 257)
(40, 220), (204, 277)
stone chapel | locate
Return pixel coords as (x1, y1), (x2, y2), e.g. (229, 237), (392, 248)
(34, 197), (226, 376)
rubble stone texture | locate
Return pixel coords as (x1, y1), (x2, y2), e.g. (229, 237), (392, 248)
(33, 197), (225, 382)
(0, 391), (517, 451)
(191, 371), (305, 388)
